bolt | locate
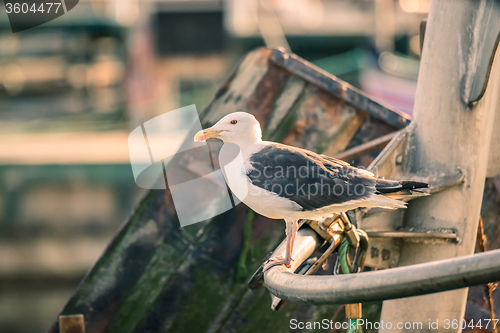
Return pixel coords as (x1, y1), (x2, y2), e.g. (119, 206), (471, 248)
(382, 249), (391, 261)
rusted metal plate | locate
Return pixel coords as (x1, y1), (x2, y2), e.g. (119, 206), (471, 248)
(46, 47), (410, 333)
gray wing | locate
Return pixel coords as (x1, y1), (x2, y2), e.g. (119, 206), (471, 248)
(247, 143), (376, 211)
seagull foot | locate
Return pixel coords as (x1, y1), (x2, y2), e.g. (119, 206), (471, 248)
(262, 256), (293, 272)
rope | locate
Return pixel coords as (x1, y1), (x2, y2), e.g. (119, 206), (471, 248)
(338, 240), (351, 275)
(338, 239), (360, 333)
(477, 217), (498, 333)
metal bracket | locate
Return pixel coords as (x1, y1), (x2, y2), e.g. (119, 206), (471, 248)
(460, 1), (500, 104)
(340, 212), (360, 249)
(307, 216), (344, 242)
(367, 228), (459, 243)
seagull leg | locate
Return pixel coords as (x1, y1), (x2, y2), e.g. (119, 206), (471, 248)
(263, 219), (298, 272)
(284, 218), (298, 263)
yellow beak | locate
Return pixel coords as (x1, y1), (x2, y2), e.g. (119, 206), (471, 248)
(194, 128), (220, 142)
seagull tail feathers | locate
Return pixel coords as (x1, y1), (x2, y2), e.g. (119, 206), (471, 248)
(368, 195), (408, 210)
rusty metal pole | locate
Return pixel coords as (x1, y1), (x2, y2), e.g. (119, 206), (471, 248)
(379, 0), (500, 331)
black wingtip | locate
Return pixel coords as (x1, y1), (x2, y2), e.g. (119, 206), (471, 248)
(400, 181), (429, 190)
(375, 179), (428, 194)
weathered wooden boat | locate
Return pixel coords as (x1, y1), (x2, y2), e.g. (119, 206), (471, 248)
(47, 47), (500, 333)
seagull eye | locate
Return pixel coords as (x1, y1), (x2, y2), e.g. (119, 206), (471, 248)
(230, 120), (237, 125)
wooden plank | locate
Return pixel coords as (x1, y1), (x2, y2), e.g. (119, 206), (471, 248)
(334, 131), (397, 162)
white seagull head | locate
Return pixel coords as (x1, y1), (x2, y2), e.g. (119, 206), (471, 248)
(194, 112), (262, 146)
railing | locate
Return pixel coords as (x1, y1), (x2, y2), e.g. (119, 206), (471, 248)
(263, 229), (500, 305)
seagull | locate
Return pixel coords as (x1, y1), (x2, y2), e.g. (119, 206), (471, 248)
(194, 112), (427, 271)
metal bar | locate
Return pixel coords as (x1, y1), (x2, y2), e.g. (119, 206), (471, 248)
(264, 248), (500, 305)
(271, 227), (344, 311)
(366, 231), (458, 241)
(269, 49), (411, 129)
(334, 131), (397, 161)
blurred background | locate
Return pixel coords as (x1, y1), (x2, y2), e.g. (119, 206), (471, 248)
(0, 0), (429, 332)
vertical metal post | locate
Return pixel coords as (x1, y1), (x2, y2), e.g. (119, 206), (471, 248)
(380, 0), (500, 331)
